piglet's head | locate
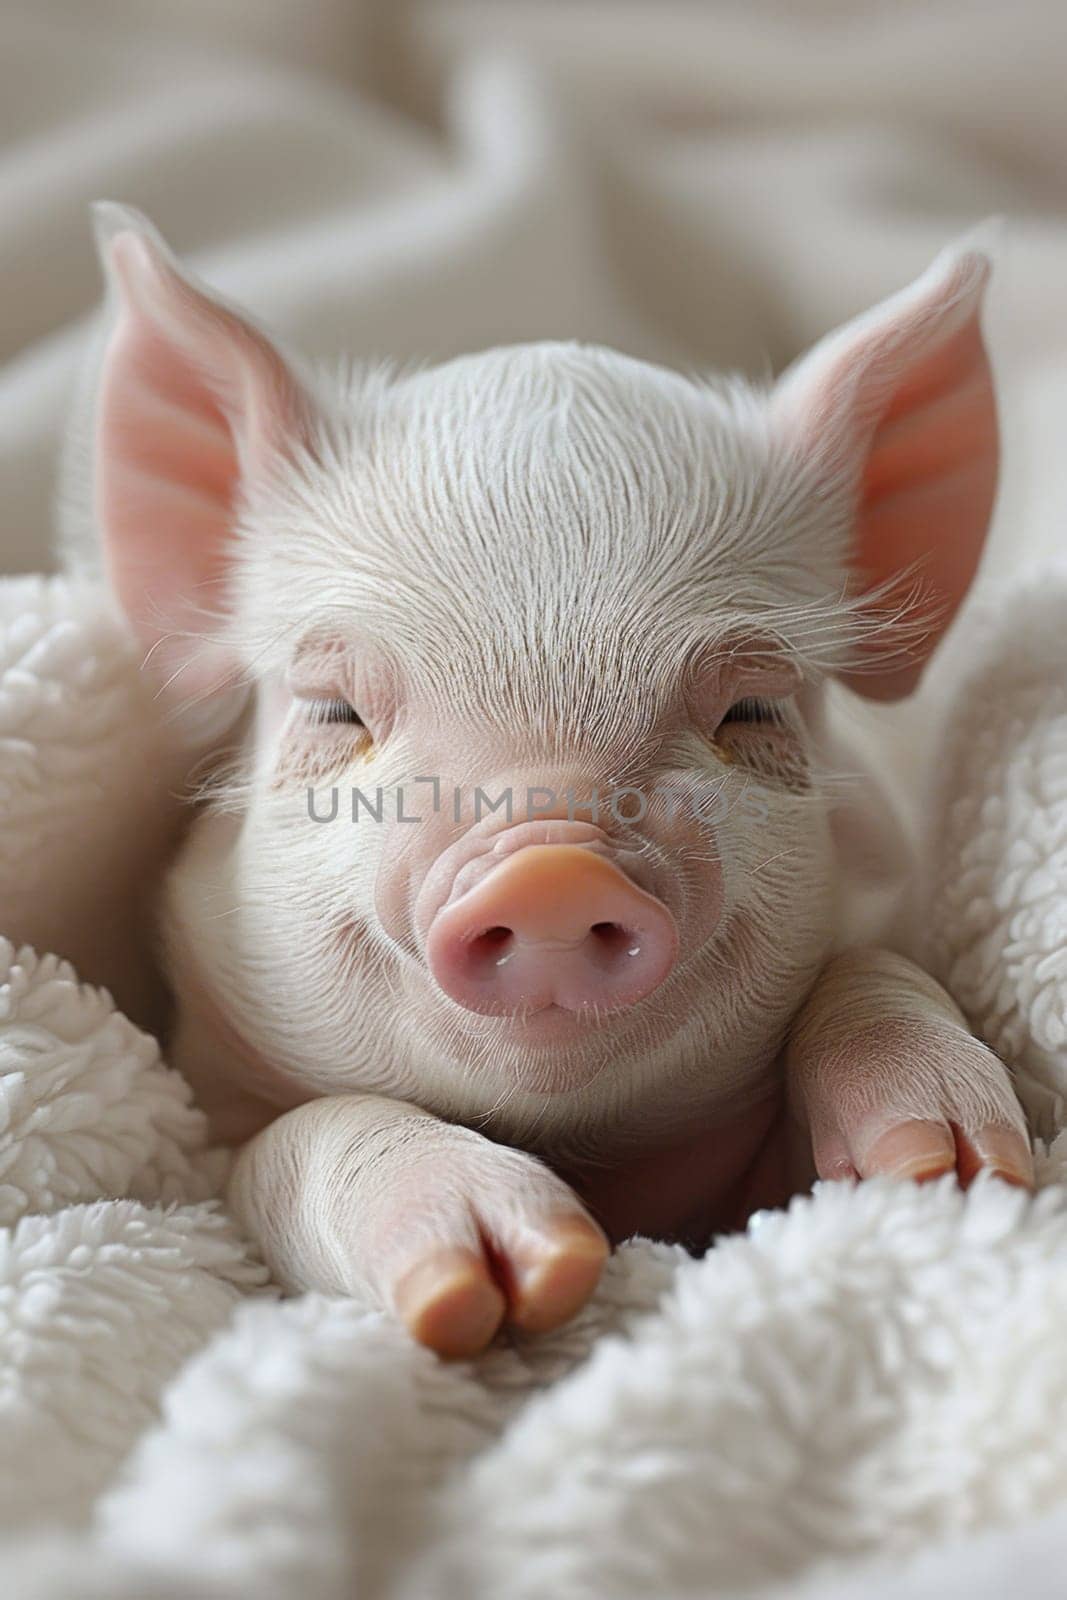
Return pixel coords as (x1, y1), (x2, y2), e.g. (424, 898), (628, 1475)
(91, 205), (997, 1147)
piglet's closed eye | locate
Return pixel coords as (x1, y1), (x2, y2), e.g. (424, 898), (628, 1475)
(92, 202), (321, 710)
(772, 238), (998, 700)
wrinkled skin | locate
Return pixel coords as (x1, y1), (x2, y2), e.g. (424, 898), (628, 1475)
(83, 206), (1031, 1356)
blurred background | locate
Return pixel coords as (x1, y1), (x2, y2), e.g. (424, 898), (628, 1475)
(2, 0), (1067, 589)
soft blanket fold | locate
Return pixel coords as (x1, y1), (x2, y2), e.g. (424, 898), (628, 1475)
(1, 574), (1067, 1600)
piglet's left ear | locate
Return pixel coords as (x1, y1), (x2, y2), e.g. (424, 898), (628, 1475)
(92, 202), (319, 708)
(772, 239), (998, 700)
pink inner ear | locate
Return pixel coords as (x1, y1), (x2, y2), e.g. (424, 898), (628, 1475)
(94, 227), (313, 701)
(847, 314), (997, 699)
(98, 296), (241, 673)
(775, 248), (998, 701)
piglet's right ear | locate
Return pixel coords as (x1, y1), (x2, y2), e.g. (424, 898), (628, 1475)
(92, 203), (318, 706)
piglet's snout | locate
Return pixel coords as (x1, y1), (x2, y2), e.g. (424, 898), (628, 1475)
(426, 844), (678, 1016)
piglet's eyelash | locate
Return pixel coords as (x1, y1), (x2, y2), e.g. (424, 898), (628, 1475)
(301, 697), (365, 729)
(719, 697), (786, 727)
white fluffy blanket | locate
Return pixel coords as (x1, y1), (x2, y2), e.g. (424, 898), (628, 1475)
(6, 3), (1067, 1595)
(2, 575), (1067, 1599)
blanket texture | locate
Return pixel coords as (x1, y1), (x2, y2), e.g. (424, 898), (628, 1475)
(4, 3), (1067, 1595)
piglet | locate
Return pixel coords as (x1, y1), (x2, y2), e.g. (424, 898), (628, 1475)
(83, 204), (1031, 1356)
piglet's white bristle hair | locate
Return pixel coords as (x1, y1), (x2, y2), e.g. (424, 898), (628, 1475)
(225, 344), (908, 721)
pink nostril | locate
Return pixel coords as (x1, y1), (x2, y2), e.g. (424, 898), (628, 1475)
(468, 925), (515, 968)
(425, 845), (678, 1017)
(588, 921), (639, 970)
(467, 919), (638, 979)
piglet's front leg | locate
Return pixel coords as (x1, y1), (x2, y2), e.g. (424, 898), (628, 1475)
(786, 948), (1033, 1190)
(227, 1095), (608, 1358)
